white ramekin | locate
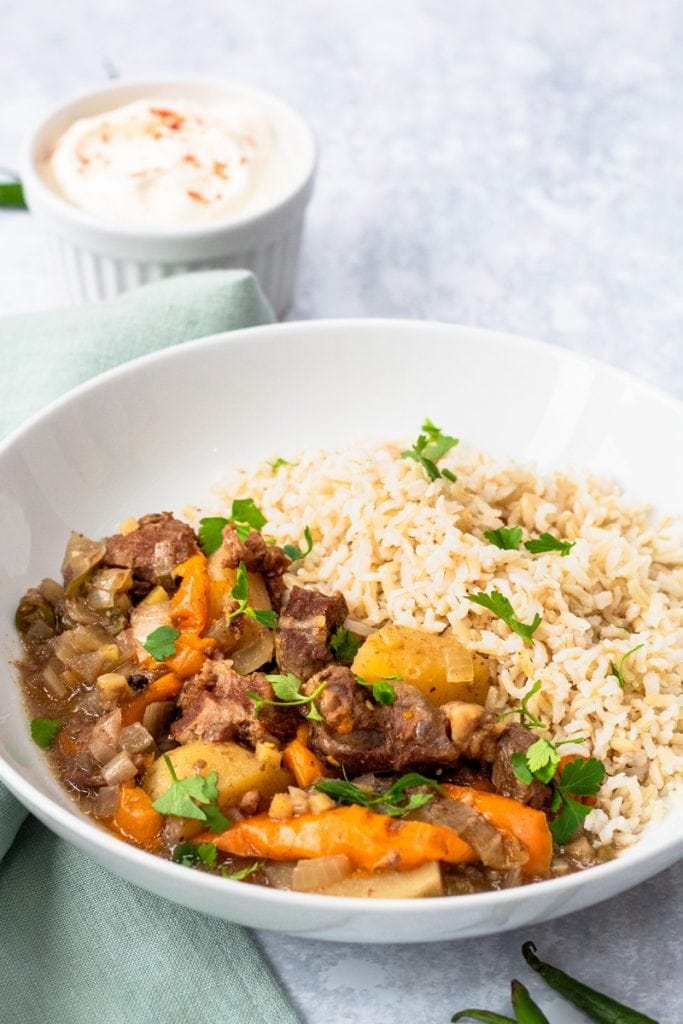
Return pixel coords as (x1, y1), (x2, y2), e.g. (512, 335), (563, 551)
(22, 77), (317, 316)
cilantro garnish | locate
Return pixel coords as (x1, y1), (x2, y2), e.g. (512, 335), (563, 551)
(315, 772), (443, 818)
(198, 498), (267, 555)
(172, 841), (219, 869)
(221, 861), (263, 880)
(283, 525), (314, 562)
(401, 418), (458, 482)
(524, 532), (575, 557)
(484, 526), (523, 551)
(329, 627), (362, 664)
(227, 561), (278, 629)
(498, 679), (544, 728)
(609, 643), (644, 690)
(467, 590), (542, 646)
(549, 757), (606, 845)
(247, 672), (327, 721)
(143, 625), (180, 661)
(30, 717), (62, 748)
(152, 756), (230, 831)
(356, 675), (398, 706)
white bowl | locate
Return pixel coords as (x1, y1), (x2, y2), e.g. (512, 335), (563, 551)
(0, 319), (680, 943)
(22, 77), (317, 316)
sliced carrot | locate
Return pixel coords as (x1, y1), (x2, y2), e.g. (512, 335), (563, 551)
(112, 783), (163, 846)
(282, 726), (328, 789)
(121, 671), (182, 726)
(170, 553), (210, 633)
(164, 632), (216, 679)
(201, 804), (476, 873)
(442, 784), (553, 877)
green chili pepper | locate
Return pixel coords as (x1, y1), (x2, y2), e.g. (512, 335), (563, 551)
(451, 1012), (516, 1024)
(510, 980), (549, 1024)
(521, 942), (660, 1024)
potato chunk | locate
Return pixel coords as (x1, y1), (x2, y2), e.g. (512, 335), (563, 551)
(352, 624), (488, 706)
(143, 740), (292, 810)
(321, 861), (443, 899)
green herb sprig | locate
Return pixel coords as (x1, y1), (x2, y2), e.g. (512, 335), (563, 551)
(484, 526), (523, 551)
(329, 627), (362, 664)
(401, 418), (458, 482)
(30, 717), (63, 748)
(143, 625), (181, 661)
(283, 525), (314, 562)
(356, 675), (398, 705)
(221, 861), (263, 881)
(467, 590), (542, 646)
(315, 772), (443, 818)
(0, 181), (26, 209)
(246, 672), (327, 721)
(523, 532), (575, 556)
(198, 498), (267, 555)
(152, 756), (230, 832)
(609, 643), (644, 690)
(172, 841), (219, 869)
(228, 561), (278, 629)
(497, 679), (544, 728)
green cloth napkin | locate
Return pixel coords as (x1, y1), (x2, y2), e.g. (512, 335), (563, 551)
(0, 271), (303, 1024)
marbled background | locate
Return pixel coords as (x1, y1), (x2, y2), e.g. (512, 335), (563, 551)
(1, 2), (681, 1021)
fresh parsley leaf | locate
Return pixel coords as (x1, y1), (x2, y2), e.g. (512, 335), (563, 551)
(525, 738), (560, 783)
(172, 841), (219, 869)
(401, 419), (459, 482)
(0, 181), (26, 209)
(197, 516), (229, 556)
(198, 498), (267, 554)
(609, 643), (644, 690)
(221, 861), (264, 880)
(314, 772), (442, 818)
(269, 673), (305, 701)
(550, 796), (592, 845)
(329, 627), (362, 664)
(511, 751), (535, 785)
(269, 458), (292, 473)
(467, 590), (542, 646)
(247, 673), (328, 720)
(152, 758), (223, 822)
(202, 804), (231, 834)
(30, 717), (62, 748)
(230, 498), (267, 533)
(498, 679), (544, 728)
(524, 532), (575, 556)
(484, 526), (523, 551)
(143, 625), (180, 661)
(556, 756), (606, 797)
(356, 675), (398, 706)
(283, 525), (314, 562)
(228, 562), (278, 630)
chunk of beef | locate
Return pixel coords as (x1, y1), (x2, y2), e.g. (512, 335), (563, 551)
(103, 513), (199, 593)
(220, 524), (291, 607)
(441, 701), (502, 762)
(171, 659), (297, 748)
(306, 666), (459, 774)
(412, 796), (526, 869)
(492, 723), (551, 808)
(275, 586), (348, 680)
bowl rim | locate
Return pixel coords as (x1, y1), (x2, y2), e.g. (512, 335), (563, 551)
(21, 73), (318, 243)
(1, 317), (681, 924)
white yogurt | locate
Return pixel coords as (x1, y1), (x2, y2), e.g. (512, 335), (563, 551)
(45, 97), (298, 227)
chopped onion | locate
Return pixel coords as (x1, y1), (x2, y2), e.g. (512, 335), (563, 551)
(262, 861), (296, 890)
(42, 661), (69, 700)
(343, 617), (377, 638)
(119, 722), (155, 754)
(292, 855), (352, 893)
(87, 568), (133, 610)
(142, 700), (175, 739)
(89, 708), (122, 764)
(230, 631), (274, 674)
(130, 600), (171, 648)
(89, 784), (120, 818)
(61, 533), (106, 584)
(100, 750), (137, 785)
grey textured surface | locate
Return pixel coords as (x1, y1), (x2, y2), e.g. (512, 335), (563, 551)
(1, 2), (681, 1022)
